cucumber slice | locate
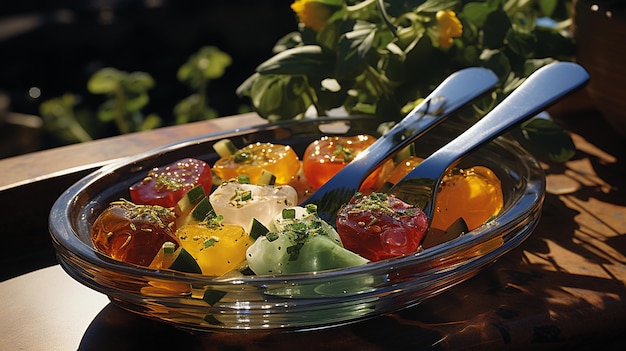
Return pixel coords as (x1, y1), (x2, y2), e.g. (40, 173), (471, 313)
(160, 241), (177, 268)
(249, 217), (269, 240)
(173, 185), (206, 217)
(257, 169), (276, 185)
(169, 247), (202, 274)
(149, 242), (202, 274)
(213, 139), (238, 158)
(177, 196), (216, 227)
(149, 241), (177, 269)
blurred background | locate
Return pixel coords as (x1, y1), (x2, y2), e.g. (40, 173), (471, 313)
(0, 0), (295, 158)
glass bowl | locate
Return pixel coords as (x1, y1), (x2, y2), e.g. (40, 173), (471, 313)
(49, 116), (545, 333)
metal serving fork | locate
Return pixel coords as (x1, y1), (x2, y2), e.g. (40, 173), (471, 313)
(388, 62), (589, 225)
(301, 67), (499, 220)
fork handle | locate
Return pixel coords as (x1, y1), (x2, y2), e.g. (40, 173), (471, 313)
(348, 67), (498, 176)
(410, 62), (587, 179)
(391, 62), (589, 215)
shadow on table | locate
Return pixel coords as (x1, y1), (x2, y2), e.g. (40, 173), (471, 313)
(78, 303), (445, 351)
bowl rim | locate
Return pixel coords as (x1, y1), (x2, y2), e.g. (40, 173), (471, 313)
(49, 116), (545, 290)
(49, 118), (545, 284)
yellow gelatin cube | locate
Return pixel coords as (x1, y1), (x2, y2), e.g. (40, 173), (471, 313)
(176, 223), (253, 276)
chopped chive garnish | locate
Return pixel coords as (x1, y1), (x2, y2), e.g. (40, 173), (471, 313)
(237, 174), (251, 184)
(305, 203), (317, 214)
(282, 208), (296, 219)
(234, 150), (252, 163)
(240, 190), (252, 201)
(204, 238), (217, 248)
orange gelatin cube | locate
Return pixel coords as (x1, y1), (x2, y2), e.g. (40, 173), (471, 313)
(302, 134), (393, 192)
(431, 166), (503, 231)
(213, 142), (300, 185)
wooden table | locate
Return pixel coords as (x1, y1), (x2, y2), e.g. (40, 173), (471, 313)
(1, 105), (625, 350)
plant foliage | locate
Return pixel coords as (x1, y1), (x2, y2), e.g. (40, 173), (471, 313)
(237, 0), (576, 161)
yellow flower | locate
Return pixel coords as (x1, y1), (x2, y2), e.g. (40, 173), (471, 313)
(291, 0), (336, 31)
(436, 10), (463, 48)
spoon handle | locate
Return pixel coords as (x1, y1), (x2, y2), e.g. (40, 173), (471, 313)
(302, 67), (498, 220)
(361, 67), (499, 165)
(390, 62), (590, 217)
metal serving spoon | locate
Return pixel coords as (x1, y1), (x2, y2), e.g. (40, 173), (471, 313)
(301, 67), (499, 219)
(388, 62), (589, 225)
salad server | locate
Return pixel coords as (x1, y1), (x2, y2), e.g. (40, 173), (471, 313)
(301, 67), (499, 219)
(388, 62), (589, 228)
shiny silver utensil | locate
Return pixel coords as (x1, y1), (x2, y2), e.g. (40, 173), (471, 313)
(388, 62), (589, 225)
(301, 67), (499, 220)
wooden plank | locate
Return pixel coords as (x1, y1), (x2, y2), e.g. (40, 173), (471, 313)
(0, 112), (266, 190)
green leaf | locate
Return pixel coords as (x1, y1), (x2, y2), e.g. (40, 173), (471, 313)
(179, 46), (232, 81)
(480, 49), (511, 81)
(316, 19), (342, 50)
(87, 67), (122, 94)
(39, 93), (95, 143)
(256, 45), (335, 76)
(533, 27), (575, 59)
(383, 50), (408, 83)
(177, 63), (192, 81)
(501, 72), (524, 94)
(506, 30), (537, 57)
(313, 0), (343, 6)
(249, 74), (312, 120)
(462, 1), (492, 27)
(404, 34), (440, 83)
(514, 117), (576, 162)
(139, 113), (162, 131)
(538, 0), (558, 17)
(177, 46), (231, 92)
(523, 58), (557, 77)
(335, 23), (376, 79)
(125, 93), (150, 112)
(96, 103), (116, 122)
(272, 32), (303, 53)
(125, 72), (155, 93)
(375, 94), (402, 122)
(483, 8), (511, 49)
(174, 94), (218, 124)
(235, 72), (258, 98)
(460, 44), (480, 66)
(416, 0), (461, 13)
(285, 74), (310, 99)
(199, 46), (232, 79)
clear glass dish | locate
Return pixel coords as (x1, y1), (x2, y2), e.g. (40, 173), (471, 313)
(49, 116), (545, 333)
